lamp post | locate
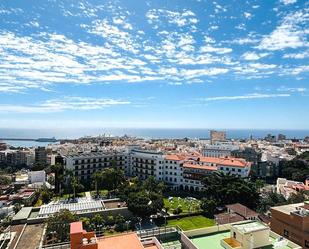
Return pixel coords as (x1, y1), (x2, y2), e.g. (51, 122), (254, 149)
(162, 208), (167, 240)
(125, 220), (130, 233)
(138, 217), (142, 237)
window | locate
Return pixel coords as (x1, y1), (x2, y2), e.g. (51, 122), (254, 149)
(232, 168), (235, 172)
(283, 229), (289, 237)
(238, 169), (241, 172)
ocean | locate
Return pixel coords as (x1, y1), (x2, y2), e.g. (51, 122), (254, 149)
(0, 128), (309, 147)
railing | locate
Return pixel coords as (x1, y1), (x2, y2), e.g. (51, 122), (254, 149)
(138, 226), (178, 239)
(37, 242), (70, 249)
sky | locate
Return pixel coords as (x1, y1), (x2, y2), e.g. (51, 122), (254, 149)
(0, 0), (308, 130)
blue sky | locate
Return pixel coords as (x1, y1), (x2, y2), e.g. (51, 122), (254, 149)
(0, 0), (308, 129)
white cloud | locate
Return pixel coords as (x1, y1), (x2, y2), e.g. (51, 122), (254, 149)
(201, 93), (290, 102)
(146, 9), (197, 27)
(229, 37), (260, 45)
(280, 0), (297, 5)
(249, 63), (277, 69)
(200, 45), (232, 54)
(283, 50), (309, 59)
(277, 86), (306, 92)
(0, 97), (131, 113)
(242, 52), (269, 60)
(257, 10), (309, 50)
(244, 12), (252, 19)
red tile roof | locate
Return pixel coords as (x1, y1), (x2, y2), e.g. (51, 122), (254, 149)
(165, 154), (186, 161)
(165, 154), (250, 168)
(226, 203), (258, 218)
(183, 163), (217, 171)
(97, 233), (144, 249)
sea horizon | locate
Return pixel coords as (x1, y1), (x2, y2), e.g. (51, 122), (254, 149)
(0, 128), (308, 142)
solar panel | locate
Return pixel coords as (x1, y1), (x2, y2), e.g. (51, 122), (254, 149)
(38, 199), (104, 217)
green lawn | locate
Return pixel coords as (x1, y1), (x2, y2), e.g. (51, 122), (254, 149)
(53, 192), (86, 201)
(91, 189), (109, 197)
(166, 215), (215, 231)
(164, 197), (201, 214)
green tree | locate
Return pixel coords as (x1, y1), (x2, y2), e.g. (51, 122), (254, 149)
(91, 214), (105, 232)
(79, 217), (91, 231)
(142, 176), (165, 193)
(115, 214), (126, 232)
(257, 191), (287, 213)
(0, 175), (11, 185)
(45, 210), (77, 242)
(202, 172), (260, 209)
(91, 171), (102, 197)
(40, 188), (54, 204)
(255, 179), (265, 192)
(101, 168), (125, 194)
(50, 163), (64, 194)
(200, 198), (217, 217)
(288, 191), (306, 204)
(279, 152), (309, 182)
(127, 191), (163, 217)
(13, 203), (22, 214)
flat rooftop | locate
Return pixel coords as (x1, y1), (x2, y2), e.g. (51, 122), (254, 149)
(189, 229), (296, 249)
(97, 232), (145, 249)
(191, 231), (230, 249)
(232, 221), (268, 233)
(13, 207), (32, 221)
(271, 203), (303, 215)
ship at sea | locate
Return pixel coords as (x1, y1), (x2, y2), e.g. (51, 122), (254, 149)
(35, 137), (58, 142)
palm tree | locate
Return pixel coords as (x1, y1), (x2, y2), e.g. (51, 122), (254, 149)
(91, 171), (102, 197)
(64, 169), (74, 199)
(50, 163), (64, 194)
(71, 176), (79, 199)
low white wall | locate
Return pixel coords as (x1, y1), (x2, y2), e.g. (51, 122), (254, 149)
(184, 224), (231, 237)
(180, 232), (198, 249)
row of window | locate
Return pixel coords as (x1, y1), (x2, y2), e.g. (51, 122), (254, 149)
(74, 157), (127, 164)
(132, 158), (156, 164)
(74, 163), (125, 170)
(220, 167), (242, 173)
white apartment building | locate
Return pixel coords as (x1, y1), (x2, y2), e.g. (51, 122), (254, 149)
(202, 143), (239, 158)
(64, 149), (251, 191)
(28, 170), (46, 183)
(130, 149), (164, 181)
(65, 151), (129, 181)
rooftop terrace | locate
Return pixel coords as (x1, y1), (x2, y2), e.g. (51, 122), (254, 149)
(183, 221), (302, 249)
